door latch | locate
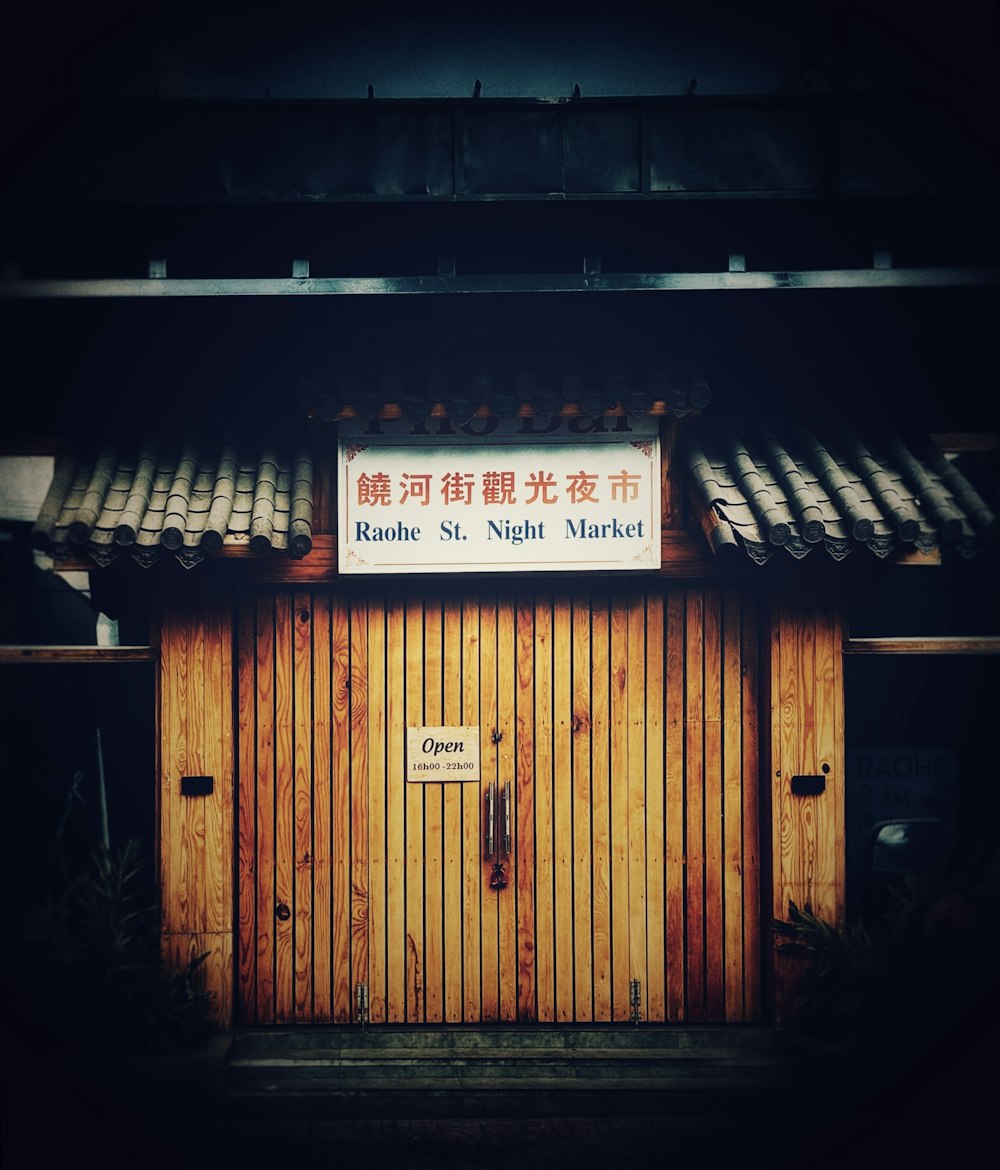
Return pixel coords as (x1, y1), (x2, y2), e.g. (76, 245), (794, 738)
(485, 782), (496, 857)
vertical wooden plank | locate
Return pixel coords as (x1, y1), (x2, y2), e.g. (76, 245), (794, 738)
(350, 598), (370, 1017)
(533, 593), (555, 1022)
(367, 596), (387, 1024)
(462, 595), (483, 1022)
(273, 592), (295, 1023)
(722, 589), (745, 1021)
(645, 589), (666, 1022)
(703, 587), (725, 1020)
(664, 590), (686, 1020)
(204, 588), (233, 941)
(571, 593), (594, 1022)
(626, 591), (648, 1020)
(769, 581), (845, 1026)
(159, 604), (181, 937)
(741, 593), (762, 1020)
(405, 596), (425, 1022)
(385, 598), (406, 1022)
(331, 594), (352, 1022)
(481, 592), (502, 1021)
(553, 594), (574, 1022)
(237, 593), (258, 1021)
(292, 591), (314, 1020)
(814, 586), (845, 923)
(515, 595), (536, 1021)
(609, 594), (630, 1020)
(684, 588), (706, 1021)
(311, 593), (333, 1022)
(254, 593), (276, 1022)
(161, 600), (201, 936)
(496, 594), (516, 1021)
(161, 574), (235, 1030)
(423, 595), (444, 1023)
(443, 595), (464, 1022)
(590, 589), (612, 1021)
(777, 599), (812, 925)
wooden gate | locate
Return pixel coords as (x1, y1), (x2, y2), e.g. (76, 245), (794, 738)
(237, 585), (762, 1025)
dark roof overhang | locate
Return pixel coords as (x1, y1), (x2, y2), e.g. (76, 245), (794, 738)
(32, 437), (314, 569)
(685, 419), (997, 564)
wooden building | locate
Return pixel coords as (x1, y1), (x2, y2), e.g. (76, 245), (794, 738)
(1, 4), (998, 1037)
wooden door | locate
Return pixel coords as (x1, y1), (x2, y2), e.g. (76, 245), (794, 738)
(237, 585), (762, 1025)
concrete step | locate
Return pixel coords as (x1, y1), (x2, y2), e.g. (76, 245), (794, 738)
(230, 1023), (783, 1054)
(224, 1026), (817, 1119)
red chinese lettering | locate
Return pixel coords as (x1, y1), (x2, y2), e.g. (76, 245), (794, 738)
(482, 470), (517, 505)
(525, 471), (559, 504)
(399, 473), (433, 506)
(441, 471), (476, 505)
(357, 471), (392, 506)
(608, 469), (642, 503)
(566, 471), (600, 504)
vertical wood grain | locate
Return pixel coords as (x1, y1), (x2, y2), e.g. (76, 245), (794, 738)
(515, 596), (536, 1021)
(331, 594), (352, 1022)
(311, 593), (333, 1021)
(292, 591), (314, 1020)
(703, 587), (725, 1019)
(254, 594), (276, 1022)
(626, 591), (648, 1020)
(236, 592), (258, 1020)
(462, 595), (483, 1021)
(443, 596), (464, 1022)
(722, 589), (744, 1021)
(385, 598), (406, 1022)
(741, 593), (762, 1020)
(664, 589), (686, 1021)
(367, 597), (387, 1024)
(230, 583), (769, 1031)
(480, 592), (500, 1020)
(496, 595), (517, 1021)
(272, 593), (294, 1023)
(534, 593), (555, 1022)
(684, 588), (706, 1021)
(571, 593), (594, 1022)
(552, 594), (574, 1022)
(159, 571), (235, 1028)
(590, 589), (612, 1020)
(609, 595), (630, 1020)
(350, 600), (370, 1018)
(405, 596), (425, 1021)
(645, 590), (666, 1022)
(769, 579), (845, 1026)
(422, 596), (444, 1023)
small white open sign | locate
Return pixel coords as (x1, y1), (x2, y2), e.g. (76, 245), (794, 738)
(406, 726), (482, 783)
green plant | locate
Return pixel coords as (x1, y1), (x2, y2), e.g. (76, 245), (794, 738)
(772, 900), (890, 1040)
(8, 839), (212, 1051)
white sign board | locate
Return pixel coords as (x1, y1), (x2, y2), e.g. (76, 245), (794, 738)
(338, 417), (660, 574)
(407, 726), (481, 783)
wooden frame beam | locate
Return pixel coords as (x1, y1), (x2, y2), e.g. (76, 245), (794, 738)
(2, 266), (997, 299)
(843, 636), (1000, 655)
(0, 645), (158, 663)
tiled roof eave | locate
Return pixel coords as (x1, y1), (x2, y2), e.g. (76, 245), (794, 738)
(686, 420), (997, 565)
(32, 439), (315, 570)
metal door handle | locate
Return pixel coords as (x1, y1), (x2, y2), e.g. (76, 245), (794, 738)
(485, 782), (496, 857)
(502, 781), (512, 855)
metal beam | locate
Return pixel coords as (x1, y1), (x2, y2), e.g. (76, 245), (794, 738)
(3, 266), (998, 298)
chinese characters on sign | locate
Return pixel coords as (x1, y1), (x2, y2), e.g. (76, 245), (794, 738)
(338, 417), (661, 573)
